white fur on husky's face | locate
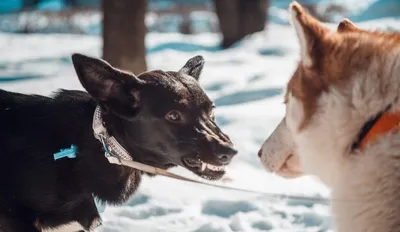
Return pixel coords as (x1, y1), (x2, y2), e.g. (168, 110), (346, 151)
(284, 90), (359, 186)
(259, 1), (400, 187)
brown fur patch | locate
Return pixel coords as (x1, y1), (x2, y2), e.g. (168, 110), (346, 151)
(286, 2), (400, 130)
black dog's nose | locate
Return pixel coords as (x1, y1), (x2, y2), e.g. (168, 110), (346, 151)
(213, 143), (238, 164)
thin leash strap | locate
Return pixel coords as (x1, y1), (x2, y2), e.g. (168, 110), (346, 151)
(111, 157), (330, 205)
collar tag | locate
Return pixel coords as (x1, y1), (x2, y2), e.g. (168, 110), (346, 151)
(53, 145), (77, 160)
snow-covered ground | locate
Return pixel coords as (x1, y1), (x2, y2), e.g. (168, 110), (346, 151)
(1, 14), (399, 232)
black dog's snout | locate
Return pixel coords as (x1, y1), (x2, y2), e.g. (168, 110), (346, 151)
(202, 119), (237, 164)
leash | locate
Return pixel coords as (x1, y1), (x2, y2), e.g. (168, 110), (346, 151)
(110, 156), (331, 205)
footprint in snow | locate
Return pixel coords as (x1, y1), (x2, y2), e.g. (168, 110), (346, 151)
(252, 220), (274, 231)
(202, 200), (258, 218)
(127, 193), (150, 207)
(117, 205), (181, 220)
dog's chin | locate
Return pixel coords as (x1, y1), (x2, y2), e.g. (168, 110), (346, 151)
(275, 168), (303, 179)
(181, 157), (226, 181)
(274, 155), (303, 179)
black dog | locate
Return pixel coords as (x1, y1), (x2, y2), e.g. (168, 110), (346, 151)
(0, 54), (237, 231)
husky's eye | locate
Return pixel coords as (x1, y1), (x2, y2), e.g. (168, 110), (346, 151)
(166, 111), (182, 123)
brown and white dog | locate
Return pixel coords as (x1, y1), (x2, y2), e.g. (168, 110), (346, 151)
(258, 2), (400, 232)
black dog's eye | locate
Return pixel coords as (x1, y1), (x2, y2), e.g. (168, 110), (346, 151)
(166, 111), (182, 123)
(209, 105), (216, 119)
(209, 109), (215, 119)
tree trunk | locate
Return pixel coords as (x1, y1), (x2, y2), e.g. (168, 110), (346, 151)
(102, 0), (147, 74)
(22, 0), (40, 10)
(213, 0), (268, 49)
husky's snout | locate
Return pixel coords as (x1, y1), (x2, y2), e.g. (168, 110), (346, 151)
(258, 118), (302, 178)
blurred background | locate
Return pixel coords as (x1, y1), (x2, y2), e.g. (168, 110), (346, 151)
(0, 0), (399, 231)
(0, 0), (399, 74)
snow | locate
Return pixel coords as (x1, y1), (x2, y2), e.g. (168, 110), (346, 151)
(0, 10), (399, 232)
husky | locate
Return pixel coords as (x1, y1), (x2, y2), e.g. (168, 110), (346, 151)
(258, 2), (400, 231)
(0, 54), (237, 231)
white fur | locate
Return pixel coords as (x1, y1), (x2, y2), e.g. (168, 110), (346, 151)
(39, 217), (101, 232)
(260, 118), (293, 172)
(289, 5), (313, 68)
(40, 221), (85, 232)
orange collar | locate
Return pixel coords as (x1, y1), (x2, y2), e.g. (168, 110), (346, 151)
(357, 110), (400, 149)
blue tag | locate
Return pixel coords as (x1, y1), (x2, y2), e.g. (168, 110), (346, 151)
(53, 145), (77, 160)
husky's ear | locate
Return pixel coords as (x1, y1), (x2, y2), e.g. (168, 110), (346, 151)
(179, 55), (205, 81)
(289, 1), (331, 68)
(337, 18), (361, 33)
(71, 53), (144, 120)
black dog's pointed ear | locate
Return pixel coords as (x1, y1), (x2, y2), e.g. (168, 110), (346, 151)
(179, 55), (205, 80)
(71, 53), (143, 119)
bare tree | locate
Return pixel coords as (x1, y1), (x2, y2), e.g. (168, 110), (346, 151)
(213, 0), (269, 48)
(102, 0), (147, 73)
(21, 0), (40, 10)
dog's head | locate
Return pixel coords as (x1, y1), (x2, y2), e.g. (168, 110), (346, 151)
(71, 54), (237, 180)
(258, 2), (400, 185)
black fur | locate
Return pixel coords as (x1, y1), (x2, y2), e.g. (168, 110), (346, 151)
(0, 54), (237, 231)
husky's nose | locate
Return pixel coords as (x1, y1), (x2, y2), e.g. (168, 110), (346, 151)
(212, 143), (238, 164)
(257, 149), (263, 158)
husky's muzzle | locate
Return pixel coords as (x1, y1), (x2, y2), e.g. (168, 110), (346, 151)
(258, 118), (303, 179)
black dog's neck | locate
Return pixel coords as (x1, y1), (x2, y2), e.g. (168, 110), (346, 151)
(54, 90), (141, 205)
(102, 112), (177, 172)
